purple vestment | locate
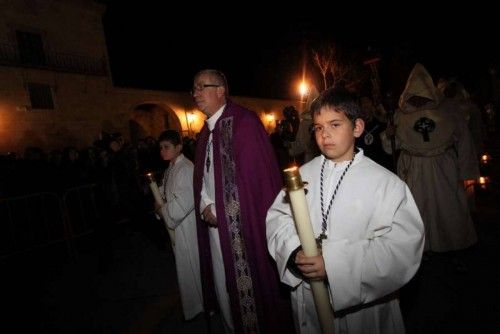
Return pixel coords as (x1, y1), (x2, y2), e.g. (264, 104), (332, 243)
(193, 100), (294, 333)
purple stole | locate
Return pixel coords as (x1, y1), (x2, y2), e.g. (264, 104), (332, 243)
(194, 101), (293, 333)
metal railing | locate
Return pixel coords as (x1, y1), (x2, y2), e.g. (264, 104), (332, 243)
(0, 184), (100, 260)
(0, 192), (68, 258)
(0, 43), (108, 76)
(62, 184), (99, 238)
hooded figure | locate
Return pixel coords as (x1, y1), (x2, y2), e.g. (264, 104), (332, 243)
(288, 84), (321, 164)
(382, 63), (479, 252)
(439, 78), (485, 155)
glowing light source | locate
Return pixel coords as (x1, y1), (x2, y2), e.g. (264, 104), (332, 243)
(266, 112), (275, 123)
(481, 153), (492, 164)
(262, 112), (276, 133)
(298, 81), (309, 98)
(478, 176), (491, 190)
(297, 80), (310, 112)
(187, 112), (196, 124)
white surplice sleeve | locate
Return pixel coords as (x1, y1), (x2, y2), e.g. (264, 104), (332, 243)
(266, 189), (302, 288)
(160, 163), (194, 229)
(322, 180), (424, 311)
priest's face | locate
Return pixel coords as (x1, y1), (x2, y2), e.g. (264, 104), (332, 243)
(313, 106), (364, 162)
(192, 73), (226, 117)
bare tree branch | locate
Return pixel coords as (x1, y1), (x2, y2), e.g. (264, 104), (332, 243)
(312, 46), (334, 90)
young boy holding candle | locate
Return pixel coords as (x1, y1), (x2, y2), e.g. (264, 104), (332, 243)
(156, 130), (203, 320)
(266, 87), (425, 334)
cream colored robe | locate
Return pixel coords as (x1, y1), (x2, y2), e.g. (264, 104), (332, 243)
(159, 154), (203, 320)
(382, 63), (479, 252)
(267, 152), (424, 334)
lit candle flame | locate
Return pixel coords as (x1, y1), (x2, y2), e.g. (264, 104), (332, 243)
(481, 154), (491, 164)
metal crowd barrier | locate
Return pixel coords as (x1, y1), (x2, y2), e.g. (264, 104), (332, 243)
(0, 184), (99, 260)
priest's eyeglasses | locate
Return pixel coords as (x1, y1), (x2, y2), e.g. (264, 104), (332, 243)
(191, 84), (222, 95)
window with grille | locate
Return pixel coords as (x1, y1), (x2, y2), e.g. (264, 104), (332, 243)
(27, 83), (54, 109)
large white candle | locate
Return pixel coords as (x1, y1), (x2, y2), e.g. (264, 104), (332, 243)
(284, 166), (335, 334)
(147, 173), (175, 246)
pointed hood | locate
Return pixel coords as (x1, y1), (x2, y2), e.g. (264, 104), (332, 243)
(399, 63), (441, 112)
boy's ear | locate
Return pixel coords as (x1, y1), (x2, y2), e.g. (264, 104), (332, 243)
(353, 118), (365, 138)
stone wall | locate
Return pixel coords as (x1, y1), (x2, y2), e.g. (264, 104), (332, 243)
(0, 66), (299, 154)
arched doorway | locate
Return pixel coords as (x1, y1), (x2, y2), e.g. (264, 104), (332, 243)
(129, 103), (182, 145)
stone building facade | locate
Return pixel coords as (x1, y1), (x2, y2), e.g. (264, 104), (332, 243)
(0, 0), (298, 155)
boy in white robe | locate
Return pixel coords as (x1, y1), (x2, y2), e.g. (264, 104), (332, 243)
(156, 130), (203, 320)
(266, 87), (425, 334)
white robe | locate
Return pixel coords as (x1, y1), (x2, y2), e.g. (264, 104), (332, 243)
(266, 151), (424, 334)
(159, 154), (203, 320)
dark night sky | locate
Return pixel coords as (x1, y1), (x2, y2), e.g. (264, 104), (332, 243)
(101, 2), (499, 102)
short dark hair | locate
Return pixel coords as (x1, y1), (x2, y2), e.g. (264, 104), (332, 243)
(194, 69), (228, 94)
(311, 87), (362, 124)
(158, 130), (182, 146)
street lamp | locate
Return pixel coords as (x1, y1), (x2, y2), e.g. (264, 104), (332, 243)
(298, 81), (309, 112)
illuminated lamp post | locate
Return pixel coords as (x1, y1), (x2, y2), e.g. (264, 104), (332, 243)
(298, 81), (309, 112)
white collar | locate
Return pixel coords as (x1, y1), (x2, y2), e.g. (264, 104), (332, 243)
(206, 104), (226, 131)
(170, 153), (185, 166)
(322, 148), (364, 169)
